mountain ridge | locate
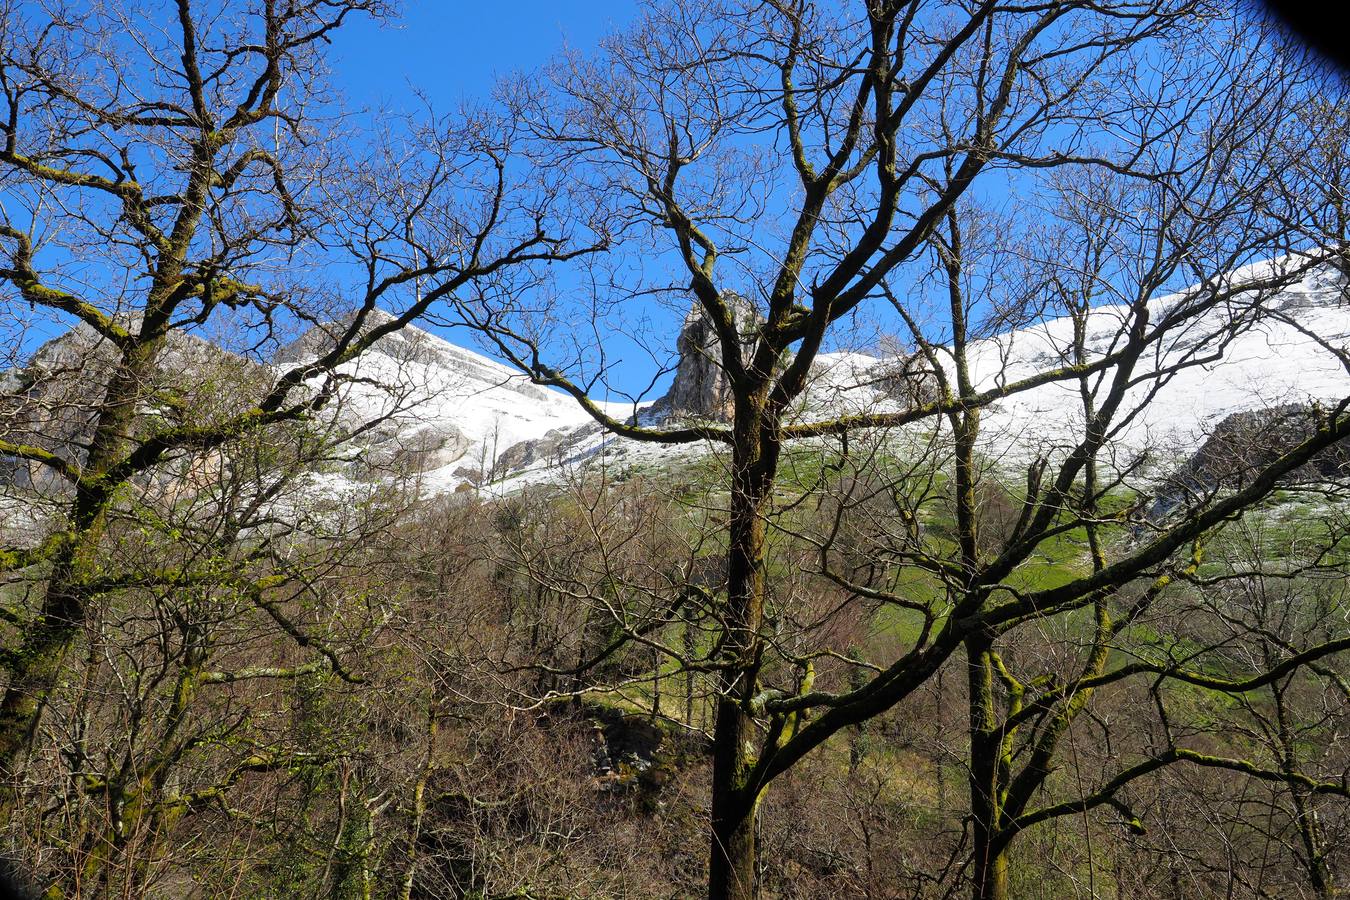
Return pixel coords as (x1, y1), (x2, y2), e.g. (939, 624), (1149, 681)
(4, 262), (1349, 499)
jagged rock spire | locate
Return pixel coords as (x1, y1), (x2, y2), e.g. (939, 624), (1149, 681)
(660, 292), (761, 422)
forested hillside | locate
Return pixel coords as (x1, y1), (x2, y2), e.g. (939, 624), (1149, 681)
(2, 1), (1349, 898)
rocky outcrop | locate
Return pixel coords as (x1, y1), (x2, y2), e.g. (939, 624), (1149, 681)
(871, 351), (939, 408)
(1187, 404), (1349, 483)
(577, 702), (709, 800)
(277, 307), (439, 368)
(652, 297), (941, 422)
(0, 322), (263, 493)
(2, 326), (122, 491)
(656, 294), (761, 421)
(492, 422), (603, 479)
(1151, 403), (1350, 517)
(373, 422), (472, 474)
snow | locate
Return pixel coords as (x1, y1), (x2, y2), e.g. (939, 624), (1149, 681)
(292, 263), (1350, 493)
(961, 266), (1350, 464)
(291, 318), (654, 492)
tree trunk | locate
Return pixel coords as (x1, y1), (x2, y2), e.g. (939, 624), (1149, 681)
(1273, 682), (1335, 899)
(708, 395), (776, 900)
(0, 347), (155, 790)
(971, 841), (1010, 900)
(0, 144), (203, 796)
(709, 705), (759, 900)
(967, 633), (1010, 900)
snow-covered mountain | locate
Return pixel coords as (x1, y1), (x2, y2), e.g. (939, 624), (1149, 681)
(463, 261), (1350, 486)
(5, 263), (1350, 504)
(274, 310), (645, 491)
(953, 263), (1350, 465)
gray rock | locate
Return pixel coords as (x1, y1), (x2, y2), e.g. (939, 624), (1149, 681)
(0, 323), (264, 493)
(871, 351), (939, 408)
(493, 422), (604, 477)
(656, 293), (761, 422)
(1150, 403), (1350, 518)
(360, 421), (472, 474)
(277, 308), (435, 367)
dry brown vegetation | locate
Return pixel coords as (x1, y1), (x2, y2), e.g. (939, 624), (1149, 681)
(3, 1), (1350, 898)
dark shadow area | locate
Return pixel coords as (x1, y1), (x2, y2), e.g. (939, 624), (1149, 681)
(1260, 0), (1350, 70)
(0, 860), (36, 900)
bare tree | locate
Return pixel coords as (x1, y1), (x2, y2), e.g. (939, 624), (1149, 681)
(442, 2), (1350, 898)
(0, 0), (597, 870)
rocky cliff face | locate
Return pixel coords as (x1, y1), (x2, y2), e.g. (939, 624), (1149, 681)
(871, 351), (939, 408)
(0, 322), (264, 494)
(274, 309), (610, 487)
(490, 422), (604, 483)
(654, 297), (940, 424)
(1190, 404), (1350, 484)
(480, 294), (767, 480)
(657, 294), (761, 421)
(1151, 403), (1350, 517)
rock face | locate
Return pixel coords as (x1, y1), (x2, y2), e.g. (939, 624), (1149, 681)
(276, 309), (607, 484)
(658, 294), (761, 421)
(871, 351), (940, 408)
(653, 296), (941, 422)
(1186, 404), (1350, 484)
(277, 307), (449, 370)
(367, 420), (472, 475)
(474, 292), (766, 481)
(492, 422), (604, 481)
(2, 324), (123, 492)
(1151, 403), (1350, 517)
(0, 323), (264, 493)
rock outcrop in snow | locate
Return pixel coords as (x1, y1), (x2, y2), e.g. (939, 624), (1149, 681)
(655, 294), (761, 422)
(275, 309), (613, 488)
(0, 321), (265, 493)
(6, 262), (1350, 500)
(1150, 402), (1350, 517)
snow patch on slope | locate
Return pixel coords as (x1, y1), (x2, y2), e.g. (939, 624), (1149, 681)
(964, 265), (1350, 465)
(291, 263), (1350, 494)
(283, 313), (639, 491)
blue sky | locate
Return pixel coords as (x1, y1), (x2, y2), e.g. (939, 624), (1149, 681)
(5, 3), (671, 397)
(8, 3), (1295, 401)
(331, 3), (679, 398)
(334, 4), (639, 112)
